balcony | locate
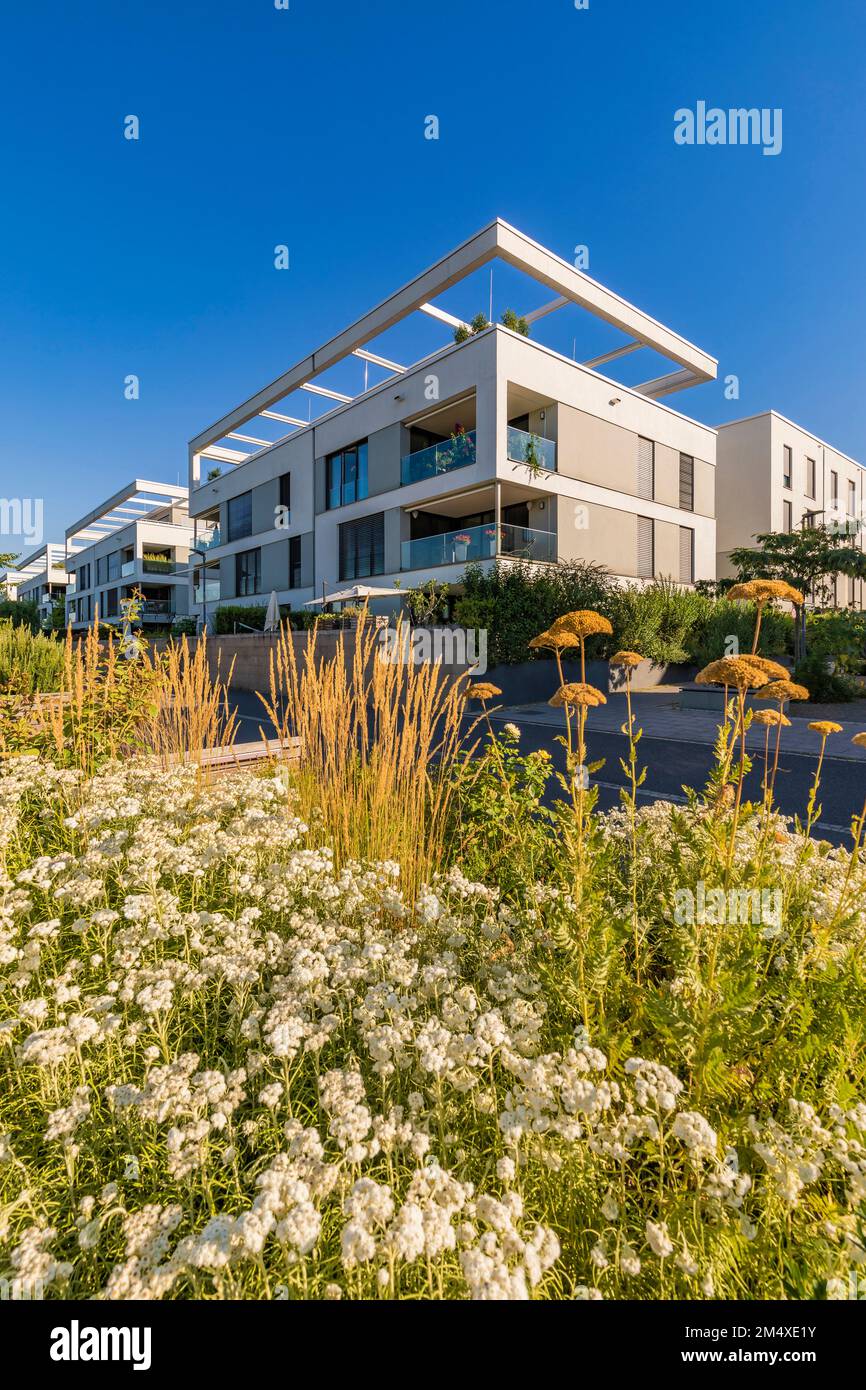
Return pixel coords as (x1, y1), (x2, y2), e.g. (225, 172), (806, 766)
(196, 528), (222, 551)
(140, 600), (173, 618)
(507, 426), (556, 473)
(194, 580), (221, 605)
(142, 557), (176, 575)
(401, 521), (556, 571)
(120, 560), (136, 578)
(401, 431), (477, 486)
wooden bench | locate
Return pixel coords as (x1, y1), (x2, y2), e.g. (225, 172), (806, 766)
(192, 736), (302, 775)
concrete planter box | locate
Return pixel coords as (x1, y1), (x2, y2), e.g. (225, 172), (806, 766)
(609, 660), (695, 692)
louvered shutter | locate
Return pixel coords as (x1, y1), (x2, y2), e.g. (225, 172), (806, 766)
(679, 526), (694, 584)
(637, 437), (654, 500)
(637, 516), (654, 579)
(679, 454), (694, 510)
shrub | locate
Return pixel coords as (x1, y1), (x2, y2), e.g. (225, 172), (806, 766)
(0, 619), (65, 694)
(608, 580), (711, 665)
(793, 650), (861, 703)
(689, 599), (793, 669)
(454, 560), (614, 666)
(0, 598), (40, 633)
(214, 605), (268, 633)
(806, 609), (866, 674)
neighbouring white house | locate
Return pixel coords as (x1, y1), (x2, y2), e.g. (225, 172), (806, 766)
(64, 480), (194, 630)
(5, 543), (77, 623)
(716, 411), (865, 608)
(185, 219), (719, 622)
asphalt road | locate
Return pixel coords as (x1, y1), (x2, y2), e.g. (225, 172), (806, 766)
(227, 691), (863, 847)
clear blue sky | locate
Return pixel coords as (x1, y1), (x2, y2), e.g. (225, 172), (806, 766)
(2, 0), (865, 548)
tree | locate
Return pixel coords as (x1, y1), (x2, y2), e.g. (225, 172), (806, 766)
(0, 552), (18, 598)
(729, 525), (866, 658)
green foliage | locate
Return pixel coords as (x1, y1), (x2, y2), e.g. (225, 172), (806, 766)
(453, 312), (490, 343)
(0, 598), (40, 632)
(454, 560), (614, 666)
(214, 605), (268, 633)
(793, 651), (861, 703)
(608, 580), (711, 665)
(500, 307), (530, 336)
(0, 619), (65, 694)
(405, 579), (450, 625)
(689, 599), (793, 669)
(171, 616), (198, 637)
(730, 526), (866, 605)
(805, 609), (866, 674)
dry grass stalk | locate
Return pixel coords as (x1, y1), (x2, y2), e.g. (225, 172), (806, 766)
(142, 636), (239, 779)
(259, 615), (474, 895)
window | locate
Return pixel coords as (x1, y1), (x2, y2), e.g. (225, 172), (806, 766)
(96, 556), (107, 585)
(339, 513), (384, 581)
(108, 551), (120, 581)
(289, 535), (302, 589)
(637, 516), (654, 580)
(236, 547), (261, 596)
(831, 470), (839, 505)
(78, 563), (90, 591)
(227, 491), (253, 543)
(327, 440), (369, 509)
(637, 437), (654, 501)
(850, 576), (856, 607)
(782, 445), (792, 489)
(679, 526), (694, 585)
(105, 587), (119, 618)
(279, 472), (291, 521)
(849, 480), (857, 516)
(783, 499), (792, 533)
(679, 454), (695, 511)
(805, 457), (816, 499)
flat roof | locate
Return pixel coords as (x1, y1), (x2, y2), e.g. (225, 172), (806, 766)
(65, 480), (189, 550)
(189, 218), (718, 481)
(718, 410), (863, 471)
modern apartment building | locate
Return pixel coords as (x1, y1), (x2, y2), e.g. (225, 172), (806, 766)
(716, 412), (865, 608)
(64, 480), (194, 629)
(8, 543), (76, 622)
(186, 220), (718, 620)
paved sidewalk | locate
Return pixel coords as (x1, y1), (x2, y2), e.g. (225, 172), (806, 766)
(491, 690), (866, 762)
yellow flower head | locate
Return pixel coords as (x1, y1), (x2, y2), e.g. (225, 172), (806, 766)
(852, 732), (866, 749)
(548, 609), (613, 642)
(610, 650), (643, 668)
(808, 720), (843, 736)
(695, 657), (769, 691)
(728, 579), (805, 608)
(528, 629), (577, 652)
(752, 709), (790, 728)
(754, 680), (810, 704)
(549, 681), (607, 709)
(738, 654), (790, 682)
(465, 681), (502, 702)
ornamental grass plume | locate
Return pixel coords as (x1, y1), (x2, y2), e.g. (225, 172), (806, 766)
(727, 579), (805, 653)
(259, 613), (469, 898)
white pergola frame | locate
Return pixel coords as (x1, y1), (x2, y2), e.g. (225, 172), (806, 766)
(189, 218), (717, 485)
(65, 480), (189, 563)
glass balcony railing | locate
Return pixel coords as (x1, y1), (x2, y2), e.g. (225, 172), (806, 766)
(120, 560), (136, 578)
(194, 580), (221, 605)
(143, 558), (176, 574)
(196, 528), (222, 551)
(506, 426), (556, 472)
(401, 521), (556, 571)
(401, 431), (477, 486)
(140, 600), (173, 617)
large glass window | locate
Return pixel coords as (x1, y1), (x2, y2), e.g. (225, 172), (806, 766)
(236, 547), (261, 596)
(327, 441), (369, 509)
(805, 457), (817, 499)
(782, 445), (792, 489)
(227, 491), (253, 543)
(339, 513), (384, 581)
(96, 556), (107, 585)
(108, 551), (120, 580)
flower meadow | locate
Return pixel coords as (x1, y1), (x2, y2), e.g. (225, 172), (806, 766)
(1, 602), (865, 1301)
(1, 745), (865, 1302)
